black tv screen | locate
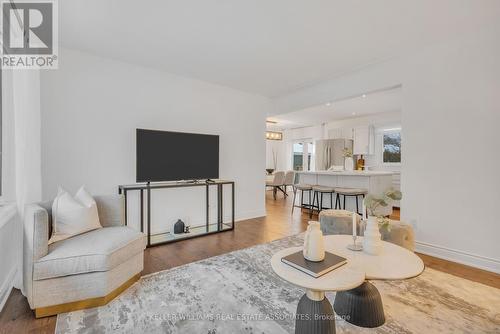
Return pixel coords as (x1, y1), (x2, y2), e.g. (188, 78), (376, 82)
(136, 129), (219, 182)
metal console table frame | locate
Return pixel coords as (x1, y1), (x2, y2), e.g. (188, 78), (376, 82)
(118, 180), (235, 247)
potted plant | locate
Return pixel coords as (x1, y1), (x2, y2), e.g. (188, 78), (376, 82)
(266, 148), (278, 175)
(342, 148), (354, 171)
(362, 189), (402, 255)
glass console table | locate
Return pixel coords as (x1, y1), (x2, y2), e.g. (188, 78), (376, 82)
(118, 180), (235, 247)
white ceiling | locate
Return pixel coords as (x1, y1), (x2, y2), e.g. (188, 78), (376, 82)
(267, 87), (402, 129)
(60, 1), (500, 97)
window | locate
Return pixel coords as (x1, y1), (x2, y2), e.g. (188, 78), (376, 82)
(292, 142), (303, 171)
(307, 141), (314, 171)
(292, 140), (314, 171)
(382, 129), (401, 164)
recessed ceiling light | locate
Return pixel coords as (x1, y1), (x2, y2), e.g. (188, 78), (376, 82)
(326, 102), (331, 107)
(362, 94), (366, 98)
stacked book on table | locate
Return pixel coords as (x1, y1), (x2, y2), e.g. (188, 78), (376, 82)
(281, 251), (347, 278)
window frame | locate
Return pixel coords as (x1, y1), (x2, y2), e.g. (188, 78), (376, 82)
(381, 128), (402, 166)
(292, 138), (314, 171)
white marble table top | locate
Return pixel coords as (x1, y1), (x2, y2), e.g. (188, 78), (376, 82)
(271, 247), (366, 292)
(323, 235), (425, 280)
(270, 235), (424, 292)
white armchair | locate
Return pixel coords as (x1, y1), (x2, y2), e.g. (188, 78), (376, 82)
(23, 195), (146, 317)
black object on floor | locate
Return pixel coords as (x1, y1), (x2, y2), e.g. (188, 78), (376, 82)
(333, 281), (385, 328)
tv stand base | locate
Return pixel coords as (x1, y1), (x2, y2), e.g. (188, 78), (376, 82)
(118, 180), (235, 247)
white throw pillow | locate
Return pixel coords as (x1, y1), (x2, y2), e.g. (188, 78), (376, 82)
(49, 186), (102, 244)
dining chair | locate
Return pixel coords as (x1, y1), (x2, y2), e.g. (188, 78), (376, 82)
(265, 171), (286, 199)
(283, 171), (296, 195)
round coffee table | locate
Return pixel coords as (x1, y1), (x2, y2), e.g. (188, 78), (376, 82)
(323, 235), (424, 280)
(271, 247), (365, 334)
(324, 235), (424, 328)
(271, 235), (424, 333)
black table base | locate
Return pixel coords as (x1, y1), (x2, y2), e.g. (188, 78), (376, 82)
(295, 293), (336, 334)
(333, 281), (385, 328)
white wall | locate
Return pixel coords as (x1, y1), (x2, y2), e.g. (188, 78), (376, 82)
(286, 125), (324, 142)
(273, 27), (500, 273)
(40, 48), (270, 232)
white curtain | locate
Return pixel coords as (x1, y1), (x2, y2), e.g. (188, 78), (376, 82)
(12, 70), (42, 292)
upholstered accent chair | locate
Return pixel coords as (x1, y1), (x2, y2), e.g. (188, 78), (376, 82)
(23, 195), (146, 317)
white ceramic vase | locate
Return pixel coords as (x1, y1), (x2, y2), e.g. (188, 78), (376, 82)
(344, 157), (354, 171)
(303, 221), (325, 262)
(363, 216), (382, 255)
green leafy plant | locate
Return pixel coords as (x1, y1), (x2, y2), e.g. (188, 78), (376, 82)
(377, 216), (391, 231)
(342, 148), (353, 158)
(364, 188), (402, 217)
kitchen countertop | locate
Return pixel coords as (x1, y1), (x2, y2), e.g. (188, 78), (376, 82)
(297, 170), (395, 176)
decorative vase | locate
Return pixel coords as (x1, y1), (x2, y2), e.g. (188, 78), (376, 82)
(174, 219), (185, 234)
(303, 221), (325, 262)
(344, 157), (354, 171)
(356, 155), (365, 170)
(363, 216), (382, 255)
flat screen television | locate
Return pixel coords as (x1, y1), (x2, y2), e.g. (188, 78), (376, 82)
(136, 129), (219, 182)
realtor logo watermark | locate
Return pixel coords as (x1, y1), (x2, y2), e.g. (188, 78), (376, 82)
(1, 0), (58, 69)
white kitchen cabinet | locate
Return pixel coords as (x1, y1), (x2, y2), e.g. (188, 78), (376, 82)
(342, 127), (354, 140)
(328, 128), (342, 139)
(328, 127), (354, 140)
(353, 125), (374, 155)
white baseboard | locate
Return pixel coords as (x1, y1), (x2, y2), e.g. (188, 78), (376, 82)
(0, 267), (17, 313)
(234, 209), (266, 222)
(416, 241), (500, 274)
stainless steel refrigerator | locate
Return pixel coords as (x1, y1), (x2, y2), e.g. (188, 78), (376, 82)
(315, 139), (353, 171)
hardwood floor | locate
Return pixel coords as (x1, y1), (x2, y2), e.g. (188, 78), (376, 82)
(1, 191), (498, 333)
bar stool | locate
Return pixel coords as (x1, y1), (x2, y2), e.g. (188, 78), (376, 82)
(292, 184), (313, 214)
(310, 185), (335, 218)
(334, 187), (368, 215)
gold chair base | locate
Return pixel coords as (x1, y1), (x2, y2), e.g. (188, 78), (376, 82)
(35, 273), (141, 318)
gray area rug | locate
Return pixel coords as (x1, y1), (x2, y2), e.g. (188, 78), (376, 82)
(56, 234), (500, 333)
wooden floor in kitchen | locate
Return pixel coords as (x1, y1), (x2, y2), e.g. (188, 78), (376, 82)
(1, 190), (499, 334)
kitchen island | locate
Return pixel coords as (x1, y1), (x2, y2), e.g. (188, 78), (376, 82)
(297, 170), (395, 216)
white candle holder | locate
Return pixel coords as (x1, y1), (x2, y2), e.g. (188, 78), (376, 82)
(348, 213), (363, 251)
